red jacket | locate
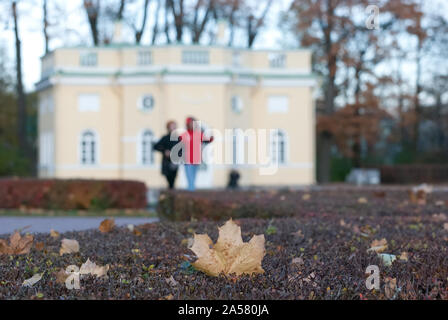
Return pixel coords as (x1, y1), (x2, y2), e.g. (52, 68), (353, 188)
(180, 130), (213, 164)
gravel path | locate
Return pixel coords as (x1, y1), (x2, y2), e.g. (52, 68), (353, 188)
(0, 217), (159, 235)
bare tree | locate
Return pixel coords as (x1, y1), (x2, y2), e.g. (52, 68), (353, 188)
(167, 0), (184, 42)
(83, 0), (101, 45)
(246, 0), (272, 48)
(151, 0), (162, 44)
(11, 0), (27, 155)
(129, 0), (151, 43)
(189, 0), (214, 43)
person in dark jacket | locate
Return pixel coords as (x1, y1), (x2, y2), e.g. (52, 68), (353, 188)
(227, 169), (240, 190)
(153, 121), (179, 189)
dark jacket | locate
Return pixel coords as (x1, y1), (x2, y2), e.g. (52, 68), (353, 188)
(153, 134), (179, 176)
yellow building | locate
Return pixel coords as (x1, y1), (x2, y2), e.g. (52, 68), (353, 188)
(36, 43), (318, 188)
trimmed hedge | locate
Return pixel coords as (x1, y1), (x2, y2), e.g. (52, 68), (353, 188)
(157, 188), (448, 221)
(381, 165), (448, 183)
(157, 190), (296, 221)
(0, 179), (147, 210)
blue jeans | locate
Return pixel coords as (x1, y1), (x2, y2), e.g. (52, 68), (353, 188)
(185, 164), (199, 191)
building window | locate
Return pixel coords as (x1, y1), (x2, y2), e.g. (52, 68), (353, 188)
(139, 94), (155, 112)
(78, 94), (100, 112)
(138, 50), (152, 65)
(269, 53), (286, 68)
(80, 130), (97, 165)
(182, 50), (209, 64)
(80, 52), (97, 67)
(271, 129), (287, 164)
(268, 95), (289, 113)
(231, 96), (243, 114)
(140, 130), (155, 165)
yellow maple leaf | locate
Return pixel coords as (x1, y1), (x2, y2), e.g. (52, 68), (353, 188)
(190, 219), (265, 277)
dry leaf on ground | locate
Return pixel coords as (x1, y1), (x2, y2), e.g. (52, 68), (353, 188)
(190, 219), (265, 277)
(55, 268), (69, 284)
(399, 252), (409, 261)
(444, 223), (448, 231)
(409, 184), (432, 205)
(0, 231), (34, 255)
(22, 273), (42, 287)
(35, 242), (45, 251)
(59, 239), (80, 256)
(384, 277), (397, 299)
(432, 213), (447, 222)
(302, 194), (311, 201)
(358, 197), (368, 204)
(50, 229), (60, 238)
(165, 275), (179, 286)
(99, 218), (115, 233)
(367, 238), (388, 253)
(80, 258), (109, 277)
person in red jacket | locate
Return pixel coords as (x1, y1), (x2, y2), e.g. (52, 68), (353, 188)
(180, 117), (213, 191)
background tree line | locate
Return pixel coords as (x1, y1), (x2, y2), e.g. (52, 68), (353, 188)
(0, 0), (447, 181)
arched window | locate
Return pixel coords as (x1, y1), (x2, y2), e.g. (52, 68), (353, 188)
(80, 130), (97, 165)
(141, 130), (155, 165)
(271, 129), (287, 164)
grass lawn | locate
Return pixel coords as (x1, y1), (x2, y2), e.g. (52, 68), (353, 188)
(0, 187), (447, 300)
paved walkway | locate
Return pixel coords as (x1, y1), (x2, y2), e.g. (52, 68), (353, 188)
(0, 217), (159, 235)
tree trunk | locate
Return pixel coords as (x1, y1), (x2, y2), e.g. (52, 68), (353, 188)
(152, 0), (161, 44)
(412, 38), (423, 154)
(83, 0), (100, 45)
(12, 1), (28, 156)
(164, 0), (171, 43)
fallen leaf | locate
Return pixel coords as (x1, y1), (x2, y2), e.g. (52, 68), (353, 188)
(0, 231), (34, 255)
(291, 257), (304, 266)
(358, 197), (368, 204)
(22, 273), (42, 287)
(399, 252), (409, 261)
(59, 239), (80, 256)
(99, 218), (115, 233)
(291, 229), (304, 238)
(432, 213), (447, 222)
(444, 223), (448, 231)
(409, 184), (432, 205)
(165, 275), (179, 287)
(384, 277), (397, 299)
(50, 229), (60, 238)
(367, 238), (388, 253)
(373, 191), (386, 198)
(35, 242), (45, 251)
(80, 258), (109, 278)
(302, 194), (311, 201)
(190, 219), (265, 277)
(378, 253), (396, 266)
(55, 268), (69, 284)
